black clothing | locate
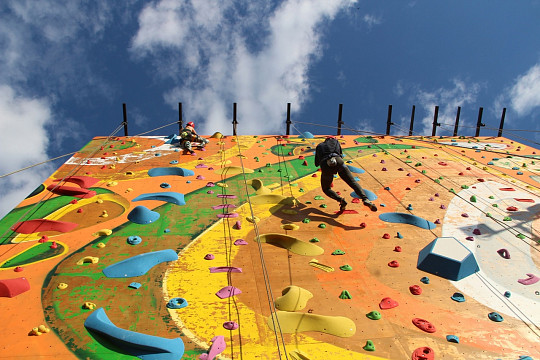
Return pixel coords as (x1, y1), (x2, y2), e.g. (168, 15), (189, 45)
(315, 138), (369, 203)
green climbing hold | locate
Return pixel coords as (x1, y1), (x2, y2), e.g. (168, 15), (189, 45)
(406, 155), (411, 159)
(320, 204), (327, 208)
(339, 290), (352, 299)
(461, 185), (469, 189)
(305, 201), (312, 204)
(421, 170), (426, 174)
(332, 249), (345, 255)
(366, 311), (381, 320)
(302, 218), (310, 223)
(291, 183), (298, 187)
(258, 169), (264, 173)
(318, 223), (326, 228)
(266, 163), (272, 167)
(339, 264), (352, 271)
(486, 212), (492, 217)
(503, 216), (512, 221)
(415, 162), (422, 167)
(314, 195), (325, 200)
(516, 233), (525, 239)
(363, 340), (375, 351)
(299, 188), (304, 192)
(439, 176), (444, 180)
(492, 204), (498, 207)
(310, 237), (320, 243)
(434, 179), (440, 184)
(449, 188), (456, 193)
(470, 195), (477, 202)
(489, 195), (495, 199)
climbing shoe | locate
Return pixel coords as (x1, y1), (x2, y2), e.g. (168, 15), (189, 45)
(363, 200), (378, 212)
(339, 198), (348, 212)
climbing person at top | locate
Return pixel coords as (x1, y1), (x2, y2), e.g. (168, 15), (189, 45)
(179, 121), (209, 154)
(314, 136), (378, 212)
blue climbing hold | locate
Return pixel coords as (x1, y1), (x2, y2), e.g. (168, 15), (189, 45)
(488, 312), (503, 322)
(406, 204), (413, 210)
(148, 167), (194, 177)
(127, 236), (142, 245)
(451, 292), (466, 302)
(446, 335), (459, 343)
(351, 189), (377, 201)
(127, 206), (160, 224)
(379, 212), (436, 230)
(128, 282), (141, 289)
(504, 291), (511, 298)
(347, 165), (365, 174)
(420, 276), (430, 284)
(166, 297), (188, 309)
(103, 249), (178, 278)
(160, 183), (171, 188)
(84, 307), (184, 359)
(132, 192), (186, 206)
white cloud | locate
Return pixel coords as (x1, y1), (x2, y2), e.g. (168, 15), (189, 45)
(131, 0), (356, 135)
(508, 63), (540, 116)
(362, 14), (382, 29)
(0, 85), (55, 219)
(415, 79), (482, 136)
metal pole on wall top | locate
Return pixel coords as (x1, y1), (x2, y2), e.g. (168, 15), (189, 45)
(386, 105), (393, 136)
(286, 103), (291, 136)
(122, 103), (128, 136)
(453, 106), (461, 137)
(431, 106), (439, 137)
(498, 108), (506, 137)
(408, 105), (415, 136)
(337, 103), (343, 136)
(178, 103), (183, 133)
(232, 103), (238, 136)
(475, 107), (484, 137)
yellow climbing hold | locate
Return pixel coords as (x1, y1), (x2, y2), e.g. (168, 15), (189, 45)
(267, 311), (356, 338)
(246, 216), (260, 223)
(76, 256), (99, 265)
(57, 283), (68, 290)
(275, 286), (313, 311)
(281, 223), (300, 231)
(258, 233), (324, 256)
(92, 229), (112, 237)
(309, 259), (334, 272)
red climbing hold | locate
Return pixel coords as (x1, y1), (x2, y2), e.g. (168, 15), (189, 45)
(458, 172), (464, 175)
(409, 285), (422, 295)
(497, 248), (510, 259)
(477, 178), (485, 182)
(499, 187), (515, 191)
(412, 318), (436, 333)
(50, 241), (58, 249)
(388, 260), (399, 268)
(351, 198), (360, 203)
(379, 297), (399, 310)
(383, 233), (391, 239)
(394, 246), (402, 252)
(506, 206), (518, 211)
(515, 198), (534, 203)
(360, 222), (366, 228)
(411, 346), (435, 360)
(39, 235), (48, 243)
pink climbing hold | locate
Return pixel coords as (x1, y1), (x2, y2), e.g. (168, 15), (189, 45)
(210, 267), (242, 273)
(518, 274), (539, 285)
(434, 219), (441, 224)
(440, 205), (446, 209)
(379, 297), (399, 310)
(212, 204), (236, 210)
(199, 335), (226, 360)
(497, 249), (510, 259)
(461, 213), (469, 218)
(234, 239), (248, 245)
(473, 229), (482, 235)
(204, 254), (215, 260)
(465, 236), (474, 241)
(233, 221), (242, 230)
(216, 286), (242, 299)
(223, 321), (239, 330)
(217, 213), (239, 218)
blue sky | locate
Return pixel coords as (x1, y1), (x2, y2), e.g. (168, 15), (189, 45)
(1, 0), (539, 218)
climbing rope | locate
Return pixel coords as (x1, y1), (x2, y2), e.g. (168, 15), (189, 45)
(233, 134), (290, 360)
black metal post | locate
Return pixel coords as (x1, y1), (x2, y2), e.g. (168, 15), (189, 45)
(286, 103), (291, 136)
(475, 107), (484, 137)
(178, 102), (183, 133)
(409, 105), (415, 136)
(337, 103), (343, 136)
(232, 103), (238, 136)
(431, 106), (439, 137)
(122, 103), (128, 136)
(453, 106), (461, 137)
(498, 108), (506, 137)
(386, 105), (393, 135)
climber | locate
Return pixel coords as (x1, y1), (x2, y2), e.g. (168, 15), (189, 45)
(179, 121), (209, 154)
(314, 136), (377, 212)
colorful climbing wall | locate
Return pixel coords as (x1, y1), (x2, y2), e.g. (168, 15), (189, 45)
(0, 133), (538, 360)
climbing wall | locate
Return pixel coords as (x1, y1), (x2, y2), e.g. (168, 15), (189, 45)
(0, 133), (538, 360)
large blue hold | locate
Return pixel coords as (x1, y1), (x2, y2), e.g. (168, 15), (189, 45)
(350, 189), (377, 201)
(84, 307), (184, 360)
(127, 206), (160, 224)
(299, 131), (314, 139)
(379, 212), (436, 230)
(103, 249), (178, 278)
(417, 237), (479, 281)
(132, 192), (186, 206)
(346, 165), (365, 174)
(148, 167), (194, 177)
